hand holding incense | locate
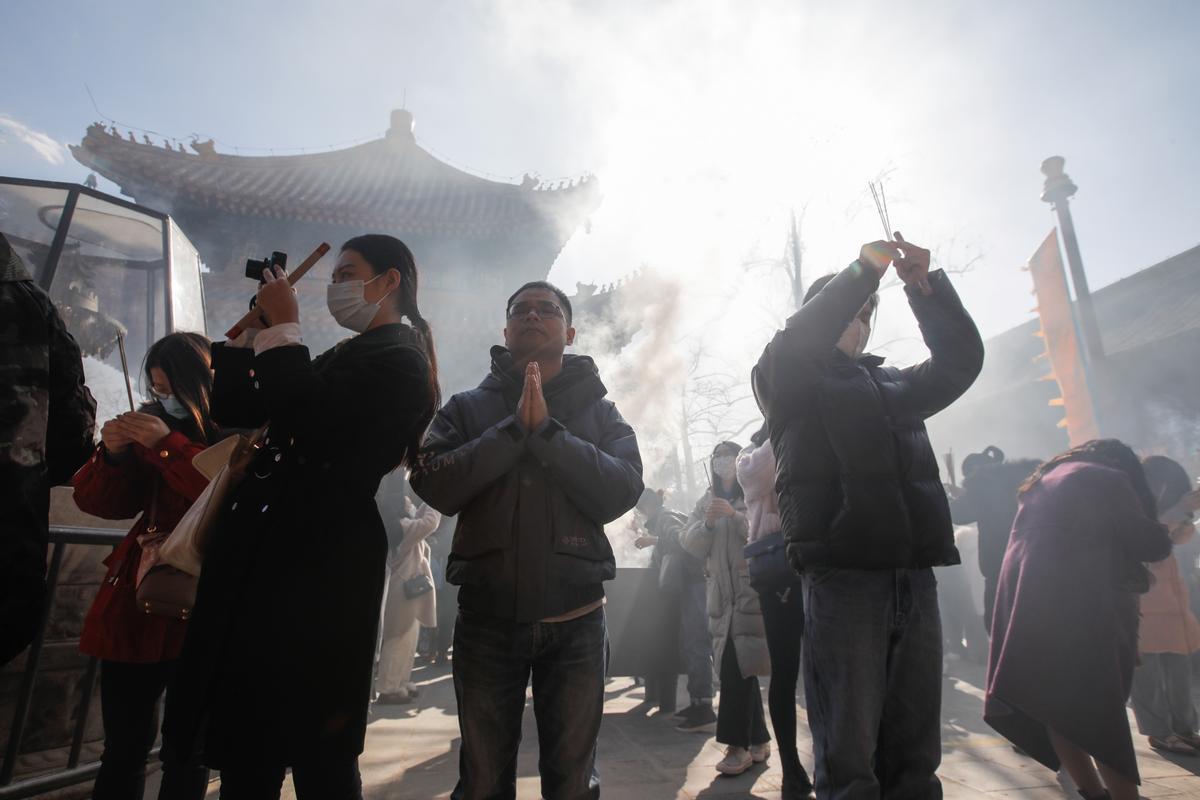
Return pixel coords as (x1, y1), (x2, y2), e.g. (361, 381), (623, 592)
(225, 242), (331, 339)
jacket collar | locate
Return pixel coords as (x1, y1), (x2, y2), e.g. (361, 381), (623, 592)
(830, 349), (885, 369)
(481, 345), (608, 418)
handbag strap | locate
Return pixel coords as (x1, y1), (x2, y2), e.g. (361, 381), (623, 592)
(145, 473), (161, 534)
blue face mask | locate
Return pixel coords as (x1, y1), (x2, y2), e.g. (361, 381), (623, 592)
(158, 395), (189, 420)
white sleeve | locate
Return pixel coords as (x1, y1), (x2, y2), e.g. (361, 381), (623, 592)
(253, 322), (303, 355)
(226, 328), (259, 349)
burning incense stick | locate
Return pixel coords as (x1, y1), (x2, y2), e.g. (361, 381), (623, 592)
(868, 181), (893, 241)
(116, 331), (136, 412)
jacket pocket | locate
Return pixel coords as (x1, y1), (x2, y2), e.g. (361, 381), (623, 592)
(804, 566), (843, 587)
(450, 485), (516, 559)
(549, 487), (615, 564)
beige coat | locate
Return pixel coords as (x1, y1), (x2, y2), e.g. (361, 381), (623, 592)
(681, 491), (770, 678)
(1139, 550), (1200, 655)
(383, 502), (441, 635)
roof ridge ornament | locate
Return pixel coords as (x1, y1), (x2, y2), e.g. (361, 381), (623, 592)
(387, 109), (416, 141)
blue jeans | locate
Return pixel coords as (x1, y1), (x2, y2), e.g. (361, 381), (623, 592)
(451, 606), (608, 800)
(680, 580), (714, 701)
(802, 568), (943, 800)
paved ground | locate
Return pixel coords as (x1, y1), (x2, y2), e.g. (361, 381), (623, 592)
(189, 656), (1200, 799)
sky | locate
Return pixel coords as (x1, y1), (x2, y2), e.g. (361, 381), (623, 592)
(3, 0), (1199, 486)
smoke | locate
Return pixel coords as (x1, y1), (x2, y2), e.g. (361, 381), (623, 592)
(573, 268), (685, 486)
(470, 0), (987, 497)
(0, 114), (68, 165)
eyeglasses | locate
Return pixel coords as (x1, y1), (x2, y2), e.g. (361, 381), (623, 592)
(507, 301), (565, 320)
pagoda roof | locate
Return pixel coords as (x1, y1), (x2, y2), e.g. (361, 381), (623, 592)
(70, 112), (601, 237)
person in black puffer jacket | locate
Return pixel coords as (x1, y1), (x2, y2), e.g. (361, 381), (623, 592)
(949, 446), (1039, 629)
(753, 236), (983, 799)
(411, 280), (643, 800)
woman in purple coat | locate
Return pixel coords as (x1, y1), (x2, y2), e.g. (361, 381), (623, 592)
(985, 440), (1173, 800)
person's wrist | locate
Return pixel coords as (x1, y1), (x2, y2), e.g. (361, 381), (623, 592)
(857, 256), (886, 277)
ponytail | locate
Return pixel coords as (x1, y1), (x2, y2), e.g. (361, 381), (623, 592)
(400, 297), (442, 413)
(341, 233), (441, 469)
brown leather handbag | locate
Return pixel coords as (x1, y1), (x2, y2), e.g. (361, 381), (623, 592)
(137, 428), (264, 620)
(135, 479), (198, 620)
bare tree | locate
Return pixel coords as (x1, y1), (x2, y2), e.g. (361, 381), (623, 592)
(674, 341), (759, 501)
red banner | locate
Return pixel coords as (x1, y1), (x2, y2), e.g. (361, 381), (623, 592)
(1028, 229), (1100, 445)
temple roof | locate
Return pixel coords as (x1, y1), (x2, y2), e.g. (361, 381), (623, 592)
(967, 242), (1200, 399)
(70, 111), (601, 237)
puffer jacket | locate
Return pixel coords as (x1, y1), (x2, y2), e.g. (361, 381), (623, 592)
(736, 441), (781, 543)
(681, 492), (770, 678)
(410, 347), (643, 622)
(646, 507), (703, 586)
(754, 262), (983, 572)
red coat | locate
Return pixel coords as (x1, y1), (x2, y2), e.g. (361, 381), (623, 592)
(76, 430), (209, 663)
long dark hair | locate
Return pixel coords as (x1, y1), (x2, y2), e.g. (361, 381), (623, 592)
(143, 332), (216, 444)
(710, 440), (745, 502)
(340, 234), (440, 468)
(1019, 439), (1157, 518)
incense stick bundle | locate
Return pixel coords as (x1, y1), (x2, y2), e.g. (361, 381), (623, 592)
(868, 181), (894, 240)
(116, 331), (136, 412)
(225, 242), (331, 339)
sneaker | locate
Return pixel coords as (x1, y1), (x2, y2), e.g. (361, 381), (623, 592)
(716, 746), (753, 776)
(750, 742), (771, 763)
(374, 691), (413, 705)
(675, 704), (717, 733)
(1149, 734), (1200, 756)
(1180, 731), (1200, 750)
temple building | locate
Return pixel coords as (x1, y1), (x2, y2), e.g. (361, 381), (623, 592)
(927, 243), (1200, 474)
(71, 110), (603, 390)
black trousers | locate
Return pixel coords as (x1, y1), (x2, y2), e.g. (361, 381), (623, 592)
(218, 758), (363, 800)
(759, 581), (814, 790)
(93, 660), (209, 800)
(645, 591), (682, 711)
(435, 584), (458, 654)
(715, 629), (769, 748)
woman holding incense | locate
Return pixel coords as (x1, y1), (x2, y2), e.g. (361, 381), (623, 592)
(75, 332), (216, 800)
(164, 235), (440, 799)
(681, 441), (771, 777)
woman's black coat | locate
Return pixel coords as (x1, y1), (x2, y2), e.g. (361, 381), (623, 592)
(164, 323), (432, 768)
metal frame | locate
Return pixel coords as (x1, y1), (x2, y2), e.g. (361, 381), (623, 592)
(0, 527), (126, 798)
(0, 175), (176, 295)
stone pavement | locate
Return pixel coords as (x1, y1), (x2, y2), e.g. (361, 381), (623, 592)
(197, 657), (1200, 799)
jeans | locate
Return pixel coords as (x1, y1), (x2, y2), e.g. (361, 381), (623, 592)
(452, 606), (608, 800)
(716, 631), (770, 748)
(680, 580), (714, 701)
(218, 758), (362, 800)
(93, 660), (209, 800)
(1131, 652), (1199, 738)
(759, 580), (813, 791)
(802, 568), (943, 800)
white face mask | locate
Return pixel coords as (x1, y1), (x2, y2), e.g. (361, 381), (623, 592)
(836, 318), (870, 359)
(326, 275), (390, 333)
(712, 455), (736, 481)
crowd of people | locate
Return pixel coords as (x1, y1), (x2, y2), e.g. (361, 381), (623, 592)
(2, 226), (1199, 800)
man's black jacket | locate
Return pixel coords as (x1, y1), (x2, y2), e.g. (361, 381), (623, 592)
(754, 262), (983, 572)
(410, 347), (643, 622)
